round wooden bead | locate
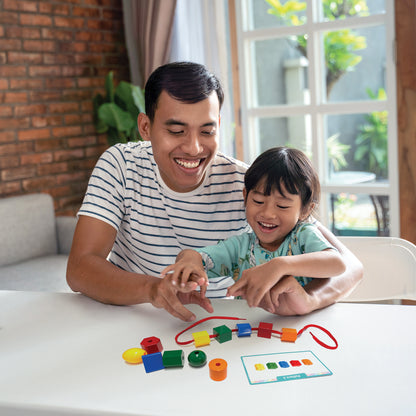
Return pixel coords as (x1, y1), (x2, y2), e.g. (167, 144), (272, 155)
(187, 350), (207, 367)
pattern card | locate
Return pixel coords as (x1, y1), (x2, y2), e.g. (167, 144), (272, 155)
(241, 350), (332, 385)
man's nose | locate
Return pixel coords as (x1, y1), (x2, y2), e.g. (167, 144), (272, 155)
(182, 133), (203, 155)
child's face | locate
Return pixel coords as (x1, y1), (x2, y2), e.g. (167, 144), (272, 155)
(244, 181), (305, 252)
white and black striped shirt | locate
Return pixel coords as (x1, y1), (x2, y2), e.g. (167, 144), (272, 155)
(78, 142), (249, 277)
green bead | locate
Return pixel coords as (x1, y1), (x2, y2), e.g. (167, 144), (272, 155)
(213, 324), (232, 343)
(162, 350), (184, 368)
(188, 350), (207, 367)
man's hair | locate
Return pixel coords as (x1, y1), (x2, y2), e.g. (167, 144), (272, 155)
(144, 61), (224, 122)
(244, 146), (320, 212)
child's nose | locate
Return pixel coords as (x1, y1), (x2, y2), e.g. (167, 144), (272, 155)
(261, 202), (277, 218)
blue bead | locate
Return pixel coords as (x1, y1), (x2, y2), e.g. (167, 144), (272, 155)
(142, 352), (164, 373)
(236, 322), (252, 337)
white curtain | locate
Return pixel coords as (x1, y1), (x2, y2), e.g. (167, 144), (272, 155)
(170, 0), (235, 157)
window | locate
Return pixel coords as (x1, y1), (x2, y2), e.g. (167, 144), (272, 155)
(232, 0), (398, 236)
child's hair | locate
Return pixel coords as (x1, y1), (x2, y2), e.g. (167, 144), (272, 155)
(244, 146), (320, 216)
(144, 61), (224, 122)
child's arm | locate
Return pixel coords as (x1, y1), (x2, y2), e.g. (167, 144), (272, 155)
(160, 249), (208, 295)
(227, 249), (346, 308)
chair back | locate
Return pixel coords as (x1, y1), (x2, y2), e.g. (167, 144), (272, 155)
(0, 193), (58, 267)
(339, 236), (416, 302)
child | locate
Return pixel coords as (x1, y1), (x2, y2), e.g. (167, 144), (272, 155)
(161, 146), (346, 309)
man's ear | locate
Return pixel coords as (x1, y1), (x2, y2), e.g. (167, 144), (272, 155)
(138, 113), (151, 141)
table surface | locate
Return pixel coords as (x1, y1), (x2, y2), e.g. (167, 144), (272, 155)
(1, 291), (415, 416)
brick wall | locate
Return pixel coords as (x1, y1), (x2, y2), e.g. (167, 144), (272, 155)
(0, 0), (130, 215)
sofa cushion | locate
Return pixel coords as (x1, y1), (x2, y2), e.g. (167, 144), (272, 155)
(0, 193), (58, 267)
(0, 255), (71, 292)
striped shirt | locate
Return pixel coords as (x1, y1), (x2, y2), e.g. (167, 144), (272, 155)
(78, 141), (249, 277)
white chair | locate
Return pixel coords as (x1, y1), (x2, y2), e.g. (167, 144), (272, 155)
(339, 236), (416, 303)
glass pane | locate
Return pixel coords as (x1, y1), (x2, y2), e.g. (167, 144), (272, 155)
(324, 25), (386, 101)
(328, 192), (390, 236)
(325, 113), (388, 181)
(250, 37), (309, 106)
(321, 0), (386, 21)
(245, 0), (307, 31)
(256, 115), (312, 155)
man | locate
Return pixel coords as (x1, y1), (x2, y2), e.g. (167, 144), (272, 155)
(67, 62), (362, 321)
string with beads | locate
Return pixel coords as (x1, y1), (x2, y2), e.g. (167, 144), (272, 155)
(174, 315), (338, 350)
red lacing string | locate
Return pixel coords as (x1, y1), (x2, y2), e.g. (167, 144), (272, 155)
(297, 324), (338, 350)
(175, 316), (246, 345)
(175, 316), (338, 350)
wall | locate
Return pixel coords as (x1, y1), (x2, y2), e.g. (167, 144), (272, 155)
(396, 0), (416, 245)
(0, 0), (130, 215)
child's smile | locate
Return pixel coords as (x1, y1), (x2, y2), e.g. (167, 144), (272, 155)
(244, 181), (304, 252)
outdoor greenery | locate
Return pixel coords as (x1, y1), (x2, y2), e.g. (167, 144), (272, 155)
(265, 0), (368, 96)
(93, 71), (145, 145)
(327, 133), (350, 172)
(354, 88), (388, 178)
(264, 1), (385, 234)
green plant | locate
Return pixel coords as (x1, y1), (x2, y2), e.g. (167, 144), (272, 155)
(265, 0), (368, 96)
(93, 71), (145, 145)
(354, 87), (388, 178)
(327, 133), (350, 172)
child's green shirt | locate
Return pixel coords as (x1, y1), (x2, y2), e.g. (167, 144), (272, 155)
(197, 222), (336, 287)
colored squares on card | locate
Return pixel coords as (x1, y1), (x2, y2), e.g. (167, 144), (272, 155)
(278, 361), (290, 368)
(242, 351), (332, 385)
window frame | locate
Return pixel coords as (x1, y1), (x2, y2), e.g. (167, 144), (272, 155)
(231, 0), (399, 236)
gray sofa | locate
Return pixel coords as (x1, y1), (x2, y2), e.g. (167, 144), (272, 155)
(0, 193), (77, 292)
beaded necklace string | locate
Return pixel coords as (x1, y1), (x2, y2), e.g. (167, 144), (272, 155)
(174, 315), (338, 350)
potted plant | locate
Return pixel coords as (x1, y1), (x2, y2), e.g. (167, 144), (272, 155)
(93, 71), (145, 145)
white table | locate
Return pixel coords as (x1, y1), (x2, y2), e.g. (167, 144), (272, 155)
(0, 291), (415, 416)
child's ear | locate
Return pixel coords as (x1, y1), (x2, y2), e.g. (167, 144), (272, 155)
(242, 188), (247, 203)
(300, 202), (315, 221)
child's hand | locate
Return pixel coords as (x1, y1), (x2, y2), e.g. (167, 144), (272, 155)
(226, 259), (286, 307)
(160, 250), (209, 296)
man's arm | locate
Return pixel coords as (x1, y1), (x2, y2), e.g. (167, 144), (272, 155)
(66, 216), (213, 321)
(311, 222), (364, 304)
(261, 223), (363, 316)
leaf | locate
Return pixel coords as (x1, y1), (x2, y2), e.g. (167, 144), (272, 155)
(92, 94), (108, 132)
(115, 81), (140, 119)
(132, 85), (145, 113)
(104, 71), (115, 102)
(98, 103), (135, 132)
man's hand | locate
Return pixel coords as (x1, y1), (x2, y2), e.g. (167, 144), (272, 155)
(258, 276), (316, 316)
(149, 273), (213, 322)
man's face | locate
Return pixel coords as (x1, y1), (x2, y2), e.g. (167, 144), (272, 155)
(138, 90), (220, 193)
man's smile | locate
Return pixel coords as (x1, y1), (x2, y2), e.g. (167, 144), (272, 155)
(174, 158), (205, 169)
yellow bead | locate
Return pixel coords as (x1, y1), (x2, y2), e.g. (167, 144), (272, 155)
(192, 330), (211, 347)
(122, 348), (147, 364)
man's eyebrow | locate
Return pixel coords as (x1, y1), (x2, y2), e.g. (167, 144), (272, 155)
(165, 119), (186, 126)
(201, 121), (217, 127)
(164, 119), (217, 128)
